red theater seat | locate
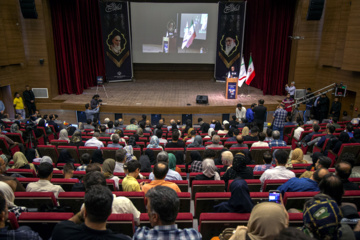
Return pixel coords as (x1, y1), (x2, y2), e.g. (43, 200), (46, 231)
(14, 192), (58, 208)
(37, 145), (59, 164)
(58, 192), (85, 213)
(113, 191), (146, 213)
(191, 180), (225, 200)
(101, 147), (118, 160)
(7, 169), (37, 178)
(50, 178), (79, 191)
(57, 145), (80, 162)
(107, 214), (135, 237)
(249, 147), (271, 164)
(78, 146), (98, 158)
(140, 213), (193, 229)
(262, 179), (289, 192)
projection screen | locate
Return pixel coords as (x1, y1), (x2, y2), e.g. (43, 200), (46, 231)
(130, 2), (218, 64)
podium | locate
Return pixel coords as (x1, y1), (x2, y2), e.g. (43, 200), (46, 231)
(225, 77), (238, 99)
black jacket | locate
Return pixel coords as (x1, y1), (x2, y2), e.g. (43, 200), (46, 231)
(253, 105), (267, 123)
(23, 90), (35, 105)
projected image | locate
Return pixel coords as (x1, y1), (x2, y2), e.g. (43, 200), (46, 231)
(180, 14), (208, 40)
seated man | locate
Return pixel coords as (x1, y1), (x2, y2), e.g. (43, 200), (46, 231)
(99, 125), (108, 137)
(142, 162), (181, 194)
(335, 162), (360, 190)
(243, 126), (259, 142)
(71, 163), (102, 192)
(52, 185), (131, 240)
(225, 128), (240, 142)
(206, 135), (223, 148)
(0, 192), (42, 239)
(297, 124), (321, 147)
(133, 186), (201, 239)
(293, 121), (304, 141)
(253, 151), (274, 171)
(260, 150), (295, 185)
(300, 156), (331, 179)
(250, 132), (269, 148)
(107, 134), (123, 149)
(76, 153), (91, 171)
(63, 163), (75, 179)
(114, 149), (126, 173)
(340, 152), (360, 178)
(122, 160), (143, 192)
(155, 129), (167, 146)
(26, 162), (64, 198)
(277, 168), (329, 195)
(149, 152), (182, 181)
(315, 125), (336, 149)
(268, 130), (287, 148)
(185, 130), (196, 143)
(166, 131), (185, 148)
(83, 119), (95, 130)
(125, 118), (138, 130)
(84, 132), (104, 149)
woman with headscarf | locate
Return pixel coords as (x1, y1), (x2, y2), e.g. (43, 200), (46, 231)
(168, 153), (181, 174)
(143, 149), (155, 166)
(187, 135), (204, 148)
(229, 202), (289, 240)
(190, 151), (203, 172)
(222, 153), (253, 190)
(351, 129), (360, 143)
(10, 123), (22, 136)
(57, 149), (75, 166)
(241, 126), (250, 137)
(91, 149), (104, 164)
(214, 121), (223, 131)
(58, 129), (70, 143)
(0, 181), (27, 217)
(146, 136), (163, 150)
(139, 155), (151, 172)
(11, 152), (35, 170)
(194, 159), (220, 180)
(115, 129), (127, 145)
(25, 148), (40, 163)
(201, 123), (210, 134)
(333, 132), (350, 154)
(203, 127), (215, 140)
(128, 136), (140, 149)
(214, 178), (253, 213)
(102, 158), (119, 190)
(69, 131), (84, 147)
(290, 148), (307, 164)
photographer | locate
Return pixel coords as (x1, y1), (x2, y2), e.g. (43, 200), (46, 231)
(90, 95), (101, 121)
(85, 103), (100, 122)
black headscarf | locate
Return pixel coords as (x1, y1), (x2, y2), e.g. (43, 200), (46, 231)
(57, 149), (75, 166)
(214, 178), (254, 213)
(175, 151), (184, 164)
(139, 155), (151, 172)
(91, 149), (104, 164)
(339, 132), (350, 143)
(352, 129), (360, 143)
(38, 119), (46, 128)
(190, 151), (202, 163)
(202, 123), (210, 134)
(145, 149), (156, 165)
(25, 148), (36, 163)
(215, 122), (223, 131)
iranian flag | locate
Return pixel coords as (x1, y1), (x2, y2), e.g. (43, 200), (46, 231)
(245, 56), (255, 85)
(182, 20), (196, 49)
(238, 56), (247, 87)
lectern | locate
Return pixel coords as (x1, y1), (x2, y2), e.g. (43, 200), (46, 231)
(225, 77), (238, 99)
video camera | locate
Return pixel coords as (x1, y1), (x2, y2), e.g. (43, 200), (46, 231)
(25, 120), (37, 132)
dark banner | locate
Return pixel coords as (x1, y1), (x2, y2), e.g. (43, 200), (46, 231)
(99, 1), (132, 82)
(215, 2), (246, 81)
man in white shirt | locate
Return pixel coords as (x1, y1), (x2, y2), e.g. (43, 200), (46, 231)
(293, 121), (305, 141)
(236, 103), (246, 121)
(260, 149), (295, 187)
(206, 135), (223, 148)
(149, 152), (182, 181)
(285, 82), (296, 99)
(26, 162), (64, 198)
(114, 149), (126, 173)
(84, 132), (104, 149)
(251, 132), (269, 148)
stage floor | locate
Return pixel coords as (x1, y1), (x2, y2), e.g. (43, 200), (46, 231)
(52, 79), (284, 114)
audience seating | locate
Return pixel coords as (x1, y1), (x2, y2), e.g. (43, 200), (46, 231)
(5, 133), (26, 152)
(328, 143), (360, 167)
(284, 191), (319, 210)
(262, 179), (289, 192)
(37, 126), (55, 142)
(57, 146), (80, 162)
(142, 148), (163, 159)
(250, 147), (270, 164)
(168, 180), (189, 192)
(244, 141), (257, 149)
(312, 138), (329, 154)
(16, 177), (38, 188)
(52, 170), (65, 178)
(106, 213), (135, 237)
(37, 145), (59, 164)
(7, 212), (19, 230)
(0, 137), (19, 156)
(164, 148), (185, 156)
(113, 191), (146, 213)
(101, 147), (118, 160)
(224, 141), (237, 149)
(18, 212), (74, 240)
(191, 180), (225, 200)
(283, 125), (296, 144)
(58, 192), (85, 213)
(50, 140), (69, 148)
(185, 148), (205, 164)
(229, 147), (248, 157)
(78, 146), (98, 158)
(228, 179), (262, 192)
(301, 133), (326, 154)
(106, 179), (116, 191)
(51, 178), (79, 191)
(7, 169), (37, 178)
(271, 146), (291, 156)
(292, 163), (312, 169)
(343, 190), (360, 210)
(14, 192), (58, 208)
(140, 213), (193, 229)
(133, 148), (141, 160)
(177, 192), (191, 212)
(291, 130), (311, 149)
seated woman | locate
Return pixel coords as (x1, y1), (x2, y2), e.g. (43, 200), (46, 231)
(10, 123), (22, 136)
(203, 127), (215, 140)
(194, 159), (220, 180)
(56, 149), (75, 167)
(189, 151), (203, 172)
(91, 149), (104, 164)
(168, 153), (181, 174)
(290, 148), (307, 164)
(11, 152), (35, 171)
(229, 202), (288, 240)
(0, 181), (27, 218)
(146, 136), (163, 150)
(214, 178), (253, 213)
(333, 132), (350, 154)
(58, 129), (70, 143)
(69, 131), (84, 147)
(187, 135), (204, 148)
(222, 153), (253, 190)
(102, 158), (120, 190)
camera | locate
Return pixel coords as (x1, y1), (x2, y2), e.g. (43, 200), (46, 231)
(25, 121), (37, 132)
(98, 99), (103, 105)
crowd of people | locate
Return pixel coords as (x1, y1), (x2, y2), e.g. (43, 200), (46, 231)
(0, 89), (360, 239)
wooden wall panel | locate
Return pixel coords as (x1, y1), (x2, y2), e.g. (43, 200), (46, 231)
(342, 0), (360, 72)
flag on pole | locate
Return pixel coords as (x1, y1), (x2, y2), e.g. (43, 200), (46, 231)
(245, 55), (255, 85)
(238, 56), (247, 87)
(182, 20), (196, 49)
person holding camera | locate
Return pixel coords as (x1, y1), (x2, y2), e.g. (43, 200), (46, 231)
(90, 95), (101, 121)
(85, 103), (100, 122)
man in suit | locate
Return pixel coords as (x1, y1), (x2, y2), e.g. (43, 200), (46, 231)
(330, 97), (341, 120)
(253, 99), (267, 132)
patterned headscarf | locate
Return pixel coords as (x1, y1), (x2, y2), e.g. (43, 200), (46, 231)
(202, 159), (220, 180)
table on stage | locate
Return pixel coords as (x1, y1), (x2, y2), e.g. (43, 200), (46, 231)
(225, 77), (238, 99)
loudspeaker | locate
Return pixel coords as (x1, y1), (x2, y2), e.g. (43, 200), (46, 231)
(306, 0), (325, 20)
(196, 95), (208, 104)
(19, 0), (38, 19)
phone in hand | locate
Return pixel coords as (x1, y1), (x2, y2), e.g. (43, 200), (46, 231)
(269, 190), (281, 204)
(45, 123), (48, 127)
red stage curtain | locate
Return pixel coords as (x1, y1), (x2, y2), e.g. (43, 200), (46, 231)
(50, 0), (105, 95)
(243, 0), (296, 95)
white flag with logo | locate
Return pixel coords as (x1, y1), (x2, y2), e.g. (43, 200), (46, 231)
(238, 56), (247, 87)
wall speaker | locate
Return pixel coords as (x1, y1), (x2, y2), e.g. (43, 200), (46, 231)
(196, 95), (208, 104)
(306, 0), (325, 21)
(19, 0), (38, 19)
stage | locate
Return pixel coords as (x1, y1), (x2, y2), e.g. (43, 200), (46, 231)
(50, 79), (284, 114)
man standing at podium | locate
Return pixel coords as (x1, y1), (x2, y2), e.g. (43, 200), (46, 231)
(227, 66), (237, 78)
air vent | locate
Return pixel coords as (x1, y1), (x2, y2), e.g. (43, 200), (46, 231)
(32, 88), (48, 98)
